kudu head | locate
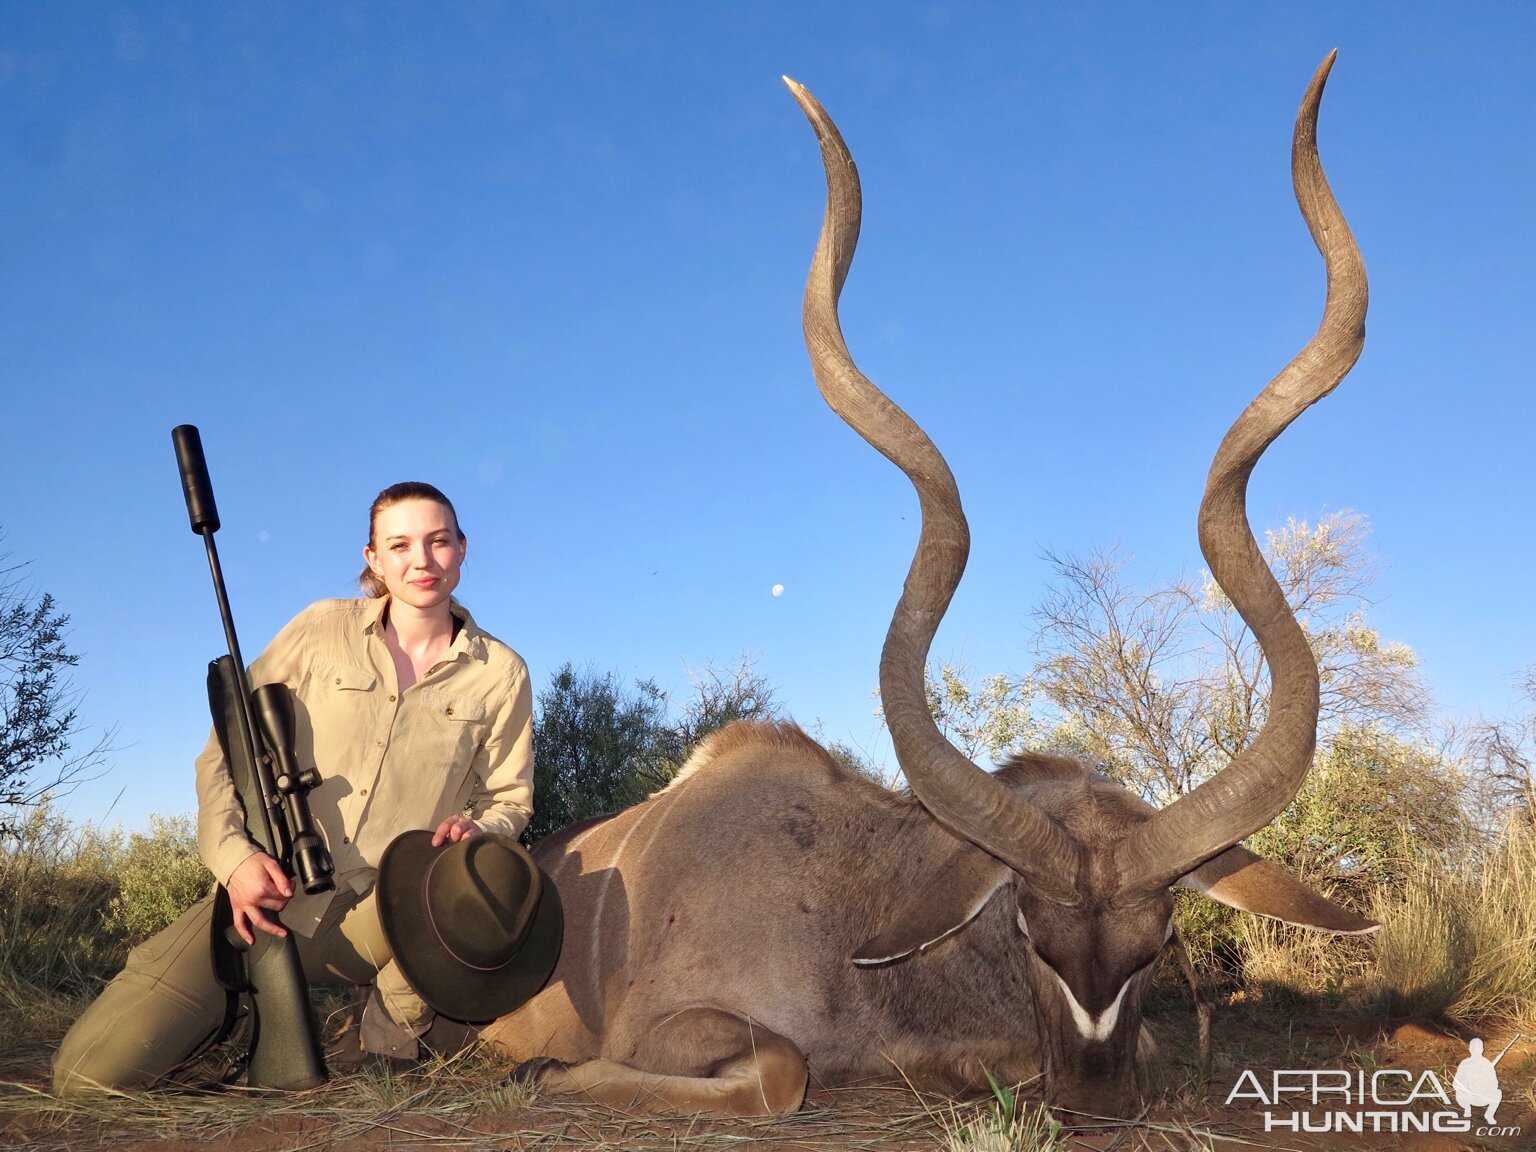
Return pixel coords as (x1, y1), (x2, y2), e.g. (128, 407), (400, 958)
(789, 54), (1373, 1118)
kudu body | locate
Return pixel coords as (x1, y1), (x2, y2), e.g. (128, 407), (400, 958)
(482, 56), (1375, 1118)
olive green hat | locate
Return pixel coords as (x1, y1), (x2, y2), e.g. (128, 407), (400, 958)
(377, 831), (562, 1023)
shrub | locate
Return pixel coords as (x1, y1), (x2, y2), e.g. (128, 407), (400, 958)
(0, 802), (121, 993)
(0, 802), (211, 1065)
(100, 814), (211, 943)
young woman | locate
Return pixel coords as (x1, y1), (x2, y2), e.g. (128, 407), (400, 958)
(53, 482), (535, 1093)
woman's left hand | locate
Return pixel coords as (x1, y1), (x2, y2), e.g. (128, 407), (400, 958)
(431, 815), (482, 846)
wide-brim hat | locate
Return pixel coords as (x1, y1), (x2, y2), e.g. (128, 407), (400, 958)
(377, 830), (562, 1023)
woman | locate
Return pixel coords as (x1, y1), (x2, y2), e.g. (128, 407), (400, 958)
(53, 482), (535, 1093)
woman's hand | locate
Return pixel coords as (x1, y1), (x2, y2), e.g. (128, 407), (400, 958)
(432, 816), (482, 846)
(227, 851), (294, 945)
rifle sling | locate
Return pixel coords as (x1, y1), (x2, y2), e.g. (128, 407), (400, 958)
(209, 884), (248, 1044)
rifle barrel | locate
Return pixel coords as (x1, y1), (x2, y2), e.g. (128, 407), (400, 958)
(1491, 1033), (1520, 1066)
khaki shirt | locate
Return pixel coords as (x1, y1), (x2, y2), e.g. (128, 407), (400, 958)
(195, 596), (534, 936)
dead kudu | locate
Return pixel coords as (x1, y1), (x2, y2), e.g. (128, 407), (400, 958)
(482, 56), (1375, 1119)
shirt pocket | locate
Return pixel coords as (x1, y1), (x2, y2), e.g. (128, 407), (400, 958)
(312, 660), (377, 694)
(419, 687), (486, 726)
(418, 687), (488, 768)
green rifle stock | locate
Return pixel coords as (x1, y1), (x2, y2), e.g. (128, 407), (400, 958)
(207, 658), (328, 1090)
(173, 423), (331, 1090)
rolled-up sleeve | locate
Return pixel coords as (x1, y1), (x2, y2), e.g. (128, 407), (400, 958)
(466, 658), (535, 839)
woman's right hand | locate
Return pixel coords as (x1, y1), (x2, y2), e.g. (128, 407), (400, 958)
(227, 851), (294, 945)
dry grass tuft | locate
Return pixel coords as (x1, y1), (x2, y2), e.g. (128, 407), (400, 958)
(935, 1073), (1066, 1152)
(1369, 817), (1536, 1030)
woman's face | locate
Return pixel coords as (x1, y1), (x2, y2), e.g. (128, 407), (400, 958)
(364, 498), (466, 612)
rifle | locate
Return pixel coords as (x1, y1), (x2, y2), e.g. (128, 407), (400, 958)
(1491, 1034), (1521, 1066)
(172, 424), (334, 1090)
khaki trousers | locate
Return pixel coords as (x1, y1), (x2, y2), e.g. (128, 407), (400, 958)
(52, 886), (426, 1095)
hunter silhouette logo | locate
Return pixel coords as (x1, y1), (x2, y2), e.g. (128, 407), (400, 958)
(1454, 1035), (1518, 1124)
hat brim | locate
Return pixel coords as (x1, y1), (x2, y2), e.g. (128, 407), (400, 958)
(376, 830), (563, 1024)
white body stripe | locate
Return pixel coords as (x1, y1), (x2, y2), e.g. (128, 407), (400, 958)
(851, 878), (1007, 966)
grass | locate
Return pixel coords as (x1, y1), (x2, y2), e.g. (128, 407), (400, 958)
(3, 1049), (541, 1151)
(937, 1072), (1067, 1152)
(0, 801), (211, 1073)
(1368, 816), (1536, 1030)
(2, 1069), (963, 1151)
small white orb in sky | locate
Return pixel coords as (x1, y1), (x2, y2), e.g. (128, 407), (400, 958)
(258, 530), (271, 543)
(771, 583), (784, 598)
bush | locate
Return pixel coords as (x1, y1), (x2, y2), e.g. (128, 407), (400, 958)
(0, 802), (121, 993)
(100, 814), (212, 943)
(1248, 726), (1472, 901)
(0, 801), (211, 1065)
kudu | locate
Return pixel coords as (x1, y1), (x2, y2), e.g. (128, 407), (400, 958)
(482, 54), (1375, 1118)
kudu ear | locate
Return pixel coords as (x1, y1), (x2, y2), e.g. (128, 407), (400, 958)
(1179, 845), (1377, 934)
(851, 848), (1011, 966)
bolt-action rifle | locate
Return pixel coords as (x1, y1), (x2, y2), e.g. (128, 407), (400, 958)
(172, 424), (335, 1090)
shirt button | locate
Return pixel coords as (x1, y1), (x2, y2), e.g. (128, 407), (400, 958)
(360, 788), (368, 797)
(335, 677), (342, 685)
(376, 740), (384, 748)
(389, 695), (397, 703)
(342, 836), (350, 844)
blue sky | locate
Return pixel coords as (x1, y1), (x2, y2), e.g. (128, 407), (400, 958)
(3, 3), (1532, 831)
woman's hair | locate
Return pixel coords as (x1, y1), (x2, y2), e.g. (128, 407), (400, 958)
(358, 481), (465, 598)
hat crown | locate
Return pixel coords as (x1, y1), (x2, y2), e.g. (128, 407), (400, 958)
(377, 829), (562, 1022)
(424, 837), (540, 971)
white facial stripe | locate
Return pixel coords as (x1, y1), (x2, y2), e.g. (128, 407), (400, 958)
(1053, 970), (1131, 1043)
(1018, 910), (1151, 1042)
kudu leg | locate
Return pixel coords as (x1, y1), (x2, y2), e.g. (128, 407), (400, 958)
(529, 1006), (808, 1117)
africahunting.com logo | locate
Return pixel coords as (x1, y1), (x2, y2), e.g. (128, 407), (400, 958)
(1226, 1035), (1524, 1138)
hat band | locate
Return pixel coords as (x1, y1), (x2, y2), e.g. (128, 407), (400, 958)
(421, 848), (514, 974)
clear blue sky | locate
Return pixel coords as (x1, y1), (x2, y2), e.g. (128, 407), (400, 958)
(3, 3), (1532, 831)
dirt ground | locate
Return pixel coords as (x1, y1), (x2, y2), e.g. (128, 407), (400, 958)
(3, 1005), (1532, 1152)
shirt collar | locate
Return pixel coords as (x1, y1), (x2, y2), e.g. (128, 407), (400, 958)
(362, 595), (390, 633)
(361, 595), (487, 663)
